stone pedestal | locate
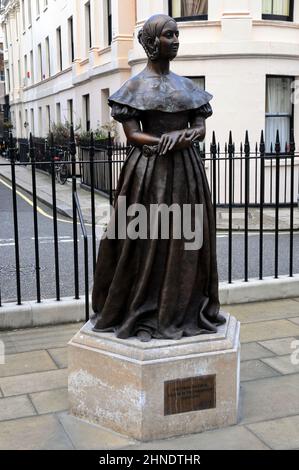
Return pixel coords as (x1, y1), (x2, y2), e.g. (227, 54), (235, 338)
(68, 312), (240, 442)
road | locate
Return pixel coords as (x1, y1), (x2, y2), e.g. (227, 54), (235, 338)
(0, 178), (97, 304)
(0, 178), (299, 304)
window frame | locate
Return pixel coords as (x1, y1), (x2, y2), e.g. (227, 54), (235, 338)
(56, 26), (62, 72)
(83, 94), (90, 132)
(168, 0), (208, 22)
(262, 0), (294, 22)
(185, 76), (207, 157)
(107, 0), (112, 46)
(68, 16), (75, 63)
(265, 74), (294, 156)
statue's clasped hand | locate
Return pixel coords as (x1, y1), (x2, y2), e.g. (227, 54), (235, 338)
(157, 129), (201, 156)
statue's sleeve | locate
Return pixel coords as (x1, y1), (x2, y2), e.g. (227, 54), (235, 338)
(191, 102), (213, 120)
(110, 102), (141, 123)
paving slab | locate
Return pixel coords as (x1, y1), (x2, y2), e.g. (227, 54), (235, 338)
(57, 412), (135, 450)
(240, 360), (280, 382)
(0, 350), (57, 378)
(240, 342), (275, 362)
(259, 337), (298, 356)
(0, 334), (17, 355)
(289, 317), (299, 326)
(239, 374), (299, 425)
(247, 415), (299, 450)
(6, 323), (83, 340)
(6, 324), (82, 353)
(0, 369), (68, 397)
(47, 348), (68, 369)
(240, 320), (299, 343)
(30, 388), (69, 414)
(126, 425), (269, 450)
(0, 395), (36, 421)
(262, 355), (299, 375)
(0, 415), (74, 450)
(224, 300), (299, 324)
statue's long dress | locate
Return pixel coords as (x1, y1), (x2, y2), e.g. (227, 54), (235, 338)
(91, 71), (225, 339)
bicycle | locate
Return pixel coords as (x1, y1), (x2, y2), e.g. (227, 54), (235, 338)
(53, 148), (68, 185)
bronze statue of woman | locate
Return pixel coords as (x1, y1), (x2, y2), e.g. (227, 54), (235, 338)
(91, 14), (225, 342)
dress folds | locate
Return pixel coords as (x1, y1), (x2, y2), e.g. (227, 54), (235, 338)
(91, 72), (225, 339)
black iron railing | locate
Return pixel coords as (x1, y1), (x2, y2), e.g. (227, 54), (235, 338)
(0, 128), (298, 313)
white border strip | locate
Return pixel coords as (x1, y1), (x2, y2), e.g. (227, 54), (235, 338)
(1, 275), (299, 330)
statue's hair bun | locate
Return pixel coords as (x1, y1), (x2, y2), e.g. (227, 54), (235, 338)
(138, 28), (143, 45)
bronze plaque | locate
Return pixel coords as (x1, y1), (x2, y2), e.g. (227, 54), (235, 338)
(164, 375), (216, 416)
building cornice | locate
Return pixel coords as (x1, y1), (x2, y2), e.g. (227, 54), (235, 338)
(23, 67), (73, 92)
(253, 19), (299, 29)
(9, 66), (131, 105)
(1, 0), (19, 22)
(129, 52), (299, 66)
(135, 19), (221, 28)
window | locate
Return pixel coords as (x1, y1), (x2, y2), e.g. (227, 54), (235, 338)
(85, 2), (92, 53)
(107, 0), (112, 45)
(67, 99), (73, 124)
(265, 76), (294, 153)
(169, 0), (208, 21)
(262, 0), (293, 21)
(11, 64), (15, 90)
(83, 94), (90, 131)
(188, 76), (205, 90)
(46, 105), (51, 133)
(45, 36), (50, 78)
(4, 24), (8, 50)
(68, 16), (75, 63)
(56, 27), (62, 72)
(30, 108), (35, 135)
(38, 107), (42, 135)
(25, 109), (29, 134)
(56, 103), (61, 123)
(187, 77), (206, 153)
(28, 0), (32, 26)
(38, 43), (42, 80)
(6, 68), (10, 92)
(24, 54), (28, 85)
(101, 88), (110, 124)
(19, 111), (23, 137)
(30, 50), (34, 84)
(21, 0), (26, 30)
(36, 0), (40, 16)
(18, 60), (21, 87)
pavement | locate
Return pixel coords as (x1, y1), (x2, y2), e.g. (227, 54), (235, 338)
(1, 155), (299, 231)
(1, 298), (299, 450)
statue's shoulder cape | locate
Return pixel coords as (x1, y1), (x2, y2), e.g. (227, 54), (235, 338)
(108, 69), (212, 113)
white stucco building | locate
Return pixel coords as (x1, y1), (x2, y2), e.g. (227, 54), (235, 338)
(1, 0), (299, 152)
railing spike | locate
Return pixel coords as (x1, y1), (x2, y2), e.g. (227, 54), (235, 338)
(259, 130), (265, 154)
(290, 128), (295, 154)
(275, 129), (281, 154)
(244, 130), (250, 154)
(212, 131), (216, 145)
(245, 130), (249, 144)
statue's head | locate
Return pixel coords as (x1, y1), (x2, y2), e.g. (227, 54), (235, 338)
(138, 14), (179, 62)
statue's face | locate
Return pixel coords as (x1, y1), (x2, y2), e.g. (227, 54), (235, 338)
(158, 21), (180, 61)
